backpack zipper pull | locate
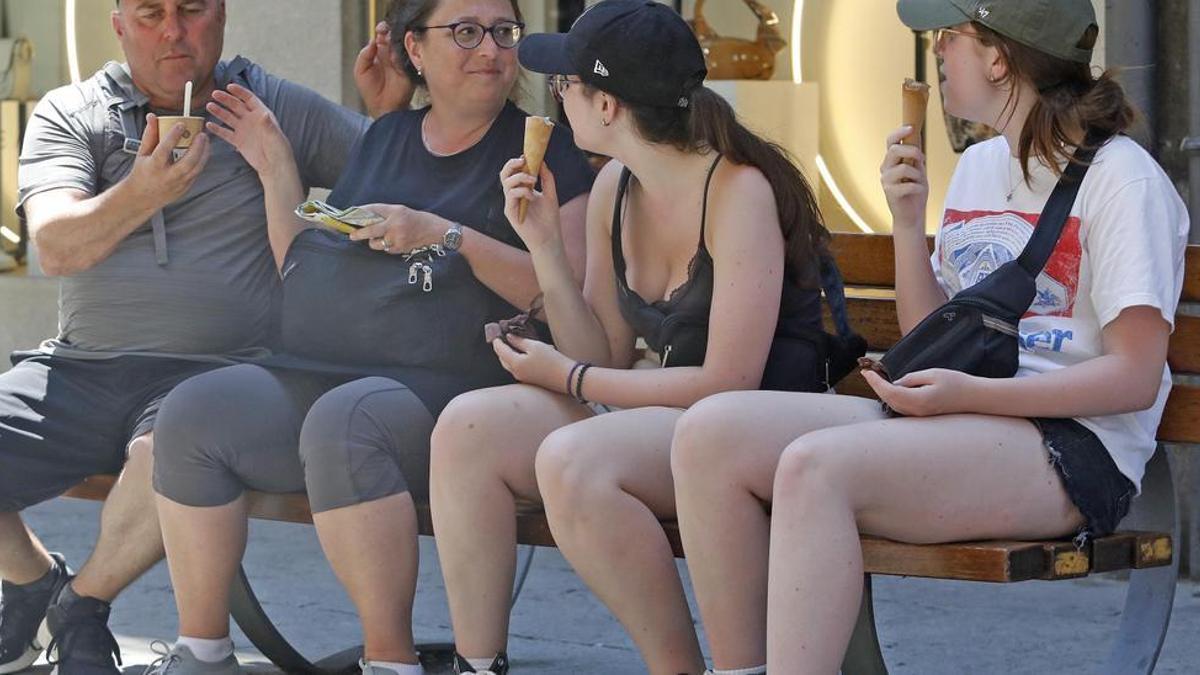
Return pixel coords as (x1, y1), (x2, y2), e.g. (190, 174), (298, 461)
(422, 264), (434, 292)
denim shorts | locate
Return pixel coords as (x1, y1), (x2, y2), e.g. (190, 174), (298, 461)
(1032, 417), (1136, 541)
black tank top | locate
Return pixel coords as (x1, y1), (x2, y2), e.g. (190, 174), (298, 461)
(611, 156), (823, 377)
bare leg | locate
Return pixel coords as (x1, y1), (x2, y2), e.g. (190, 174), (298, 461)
(536, 407), (703, 675)
(313, 493), (420, 663)
(429, 385), (590, 659)
(766, 415), (1084, 673)
(670, 392), (884, 669)
(72, 434), (166, 601)
(156, 494), (248, 639)
(0, 513), (53, 584)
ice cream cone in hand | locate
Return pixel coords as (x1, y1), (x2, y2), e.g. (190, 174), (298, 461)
(519, 116), (554, 223)
(901, 79), (930, 165)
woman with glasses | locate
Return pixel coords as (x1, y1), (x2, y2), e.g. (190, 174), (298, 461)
(145, 2), (594, 675)
(669, 0), (1190, 672)
(428, 1), (836, 673)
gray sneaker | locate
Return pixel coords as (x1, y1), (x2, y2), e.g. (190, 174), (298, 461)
(142, 642), (241, 675)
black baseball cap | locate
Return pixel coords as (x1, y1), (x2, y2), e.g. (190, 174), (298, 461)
(518, 0), (707, 109)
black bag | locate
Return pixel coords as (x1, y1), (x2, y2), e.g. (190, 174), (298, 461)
(278, 228), (496, 372)
(760, 254), (867, 392)
(868, 132), (1105, 385)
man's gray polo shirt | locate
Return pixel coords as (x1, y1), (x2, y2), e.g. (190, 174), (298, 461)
(16, 58), (369, 360)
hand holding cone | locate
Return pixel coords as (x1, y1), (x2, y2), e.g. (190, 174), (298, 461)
(519, 116), (554, 223)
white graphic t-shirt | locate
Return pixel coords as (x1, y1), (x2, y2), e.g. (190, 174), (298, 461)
(933, 136), (1189, 491)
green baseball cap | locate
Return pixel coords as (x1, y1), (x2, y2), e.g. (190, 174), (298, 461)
(896, 0), (1097, 64)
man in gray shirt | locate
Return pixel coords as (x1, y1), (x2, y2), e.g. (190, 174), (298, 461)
(0, 2), (405, 673)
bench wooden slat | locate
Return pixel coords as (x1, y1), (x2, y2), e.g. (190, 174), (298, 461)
(1186, 246), (1200, 303)
(61, 477), (1171, 583)
(1158, 384), (1200, 444)
(825, 293), (1200, 371)
(828, 234), (1199, 305)
(829, 234), (933, 287)
(1169, 314), (1200, 374)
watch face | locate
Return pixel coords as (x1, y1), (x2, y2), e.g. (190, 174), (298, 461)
(444, 226), (463, 251)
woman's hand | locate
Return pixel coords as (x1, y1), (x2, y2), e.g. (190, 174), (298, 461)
(492, 335), (574, 393)
(349, 204), (446, 253)
(354, 21), (415, 118)
(862, 368), (978, 417)
(206, 84), (295, 178)
(500, 158), (563, 253)
(880, 125), (930, 232)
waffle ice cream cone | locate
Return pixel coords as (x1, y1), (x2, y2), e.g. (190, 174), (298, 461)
(901, 79), (930, 164)
(519, 116), (554, 223)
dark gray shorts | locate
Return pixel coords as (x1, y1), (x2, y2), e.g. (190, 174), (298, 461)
(0, 351), (219, 512)
(1033, 417), (1136, 540)
(152, 364), (435, 512)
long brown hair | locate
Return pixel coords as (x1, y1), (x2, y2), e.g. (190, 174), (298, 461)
(619, 87), (830, 289)
(975, 22), (1136, 182)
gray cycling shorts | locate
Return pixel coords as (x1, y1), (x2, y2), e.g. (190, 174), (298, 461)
(152, 364), (435, 512)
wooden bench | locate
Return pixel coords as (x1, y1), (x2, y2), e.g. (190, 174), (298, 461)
(62, 232), (1198, 674)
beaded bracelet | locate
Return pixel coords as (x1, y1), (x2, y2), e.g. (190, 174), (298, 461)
(574, 362), (594, 404)
(566, 361), (584, 398)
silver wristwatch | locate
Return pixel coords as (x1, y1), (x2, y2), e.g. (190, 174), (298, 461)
(442, 223), (464, 252)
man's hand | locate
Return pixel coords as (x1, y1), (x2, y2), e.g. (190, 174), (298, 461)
(126, 113), (211, 211)
(355, 21), (415, 118)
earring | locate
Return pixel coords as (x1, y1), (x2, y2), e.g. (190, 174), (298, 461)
(417, 67), (423, 77)
(601, 118), (610, 127)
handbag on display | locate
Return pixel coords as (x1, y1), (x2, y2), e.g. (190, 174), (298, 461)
(0, 36), (32, 100)
(689, 0), (787, 80)
(278, 227), (496, 372)
(861, 131), (1108, 389)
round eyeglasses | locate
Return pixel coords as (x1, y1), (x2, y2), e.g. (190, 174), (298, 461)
(414, 20), (525, 50)
(547, 74), (577, 102)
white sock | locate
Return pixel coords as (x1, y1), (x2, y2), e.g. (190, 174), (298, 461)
(176, 636), (234, 663)
(363, 659), (424, 675)
(466, 657), (497, 672)
(712, 666), (767, 675)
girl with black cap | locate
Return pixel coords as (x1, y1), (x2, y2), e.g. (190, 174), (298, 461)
(428, 1), (835, 673)
(669, 0), (1190, 672)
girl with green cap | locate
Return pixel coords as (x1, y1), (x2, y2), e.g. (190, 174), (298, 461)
(669, 0), (1190, 672)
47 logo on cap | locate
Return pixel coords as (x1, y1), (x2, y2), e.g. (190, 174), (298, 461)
(593, 60), (610, 77)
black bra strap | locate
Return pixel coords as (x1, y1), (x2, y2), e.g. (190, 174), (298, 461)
(698, 154), (722, 247)
(610, 167), (634, 284)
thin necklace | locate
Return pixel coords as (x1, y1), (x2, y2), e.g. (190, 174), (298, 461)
(1005, 158), (1021, 202)
(421, 112), (494, 157)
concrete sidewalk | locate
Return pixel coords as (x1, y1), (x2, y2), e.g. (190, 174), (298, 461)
(20, 498), (1200, 674)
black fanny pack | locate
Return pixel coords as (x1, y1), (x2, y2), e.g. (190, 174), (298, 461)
(278, 228), (496, 372)
(868, 131), (1105, 386)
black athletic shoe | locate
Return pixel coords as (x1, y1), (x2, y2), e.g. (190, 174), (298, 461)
(0, 553), (72, 674)
(44, 591), (121, 675)
(452, 652), (509, 675)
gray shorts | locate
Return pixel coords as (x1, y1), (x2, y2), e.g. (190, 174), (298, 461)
(152, 364), (435, 512)
(0, 352), (219, 512)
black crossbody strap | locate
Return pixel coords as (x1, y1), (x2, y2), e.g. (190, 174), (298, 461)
(1016, 130), (1110, 276)
(819, 253), (856, 338)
